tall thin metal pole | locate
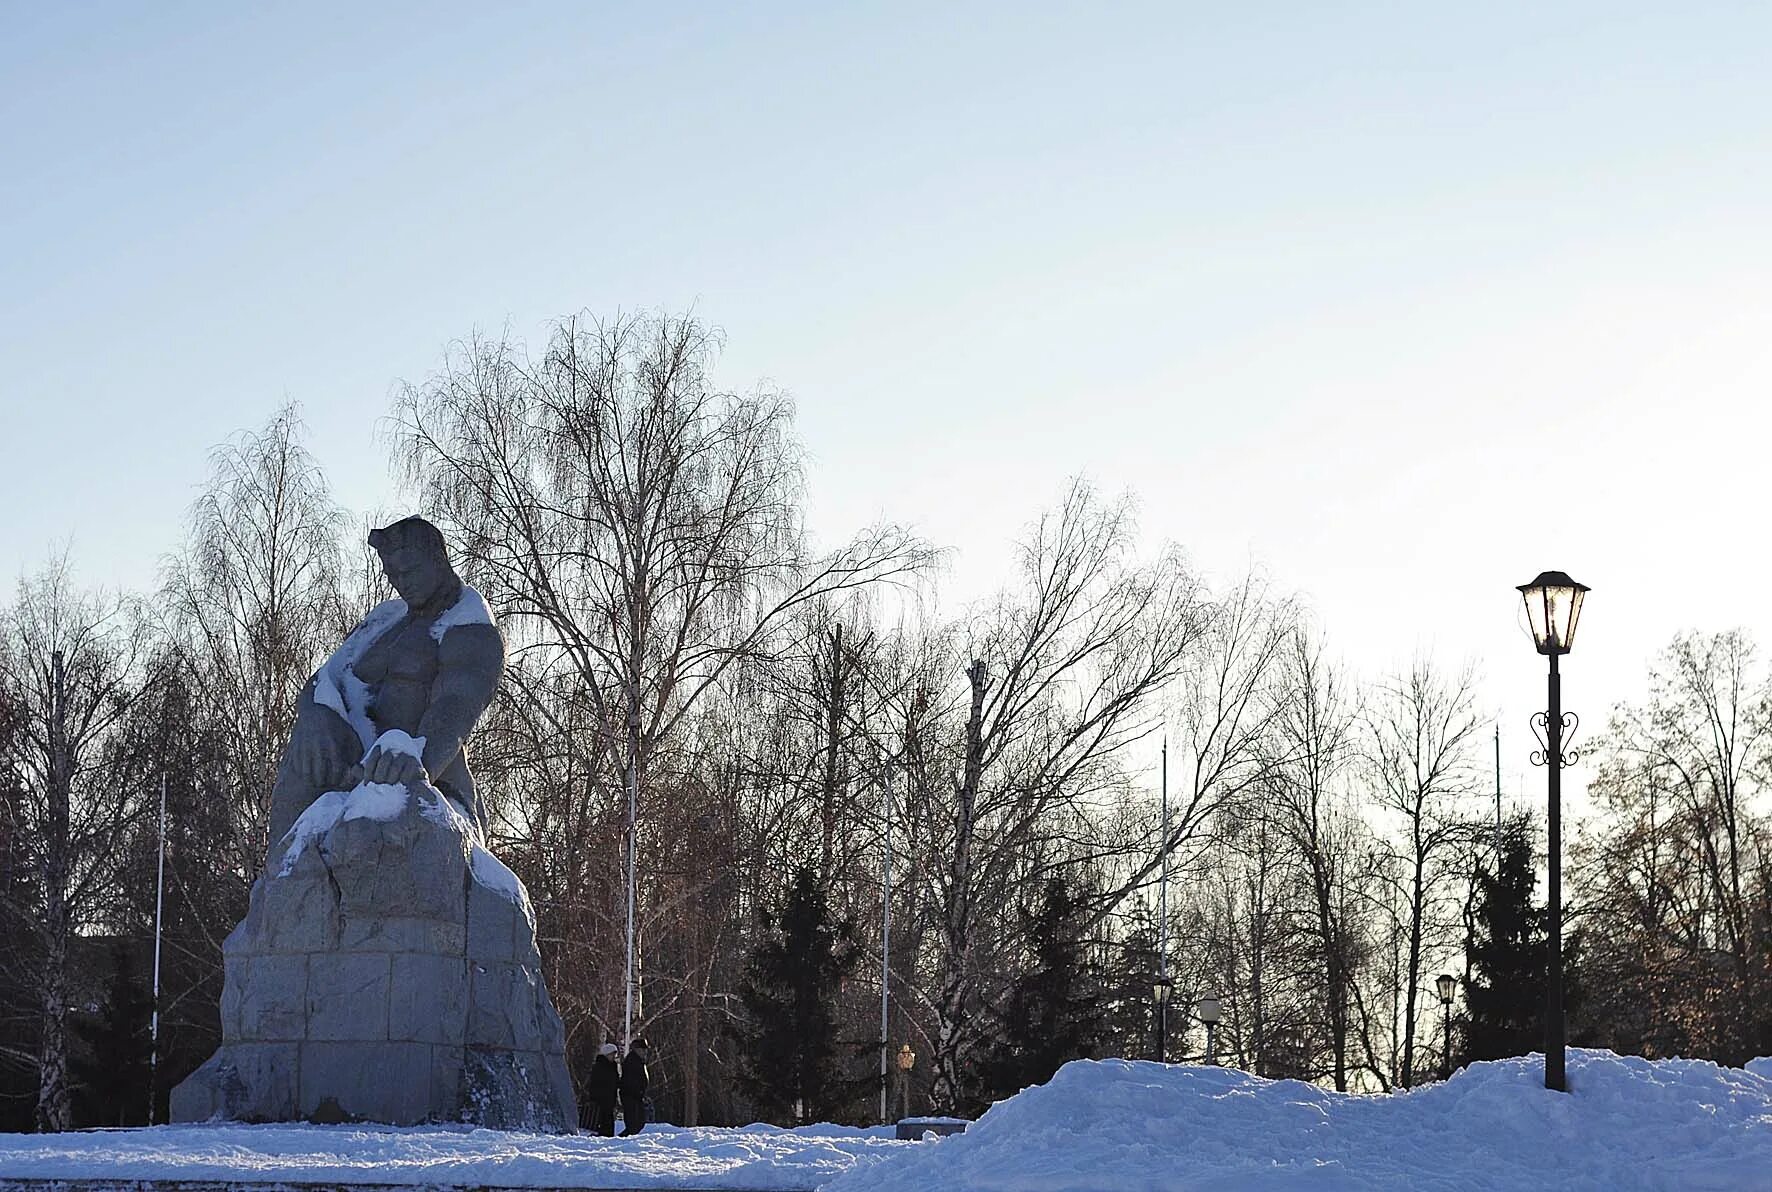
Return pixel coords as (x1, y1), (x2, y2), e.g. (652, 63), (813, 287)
(1441, 998), (1453, 1081)
(1158, 735), (1169, 1063)
(149, 772), (166, 1125)
(624, 699), (638, 1048)
(880, 764), (892, 1124)
(1494, 723), (1503, 856)
(1545, 653), (1566, 1092)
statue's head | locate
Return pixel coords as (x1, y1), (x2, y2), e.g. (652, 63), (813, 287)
(368, 516), (458, 610)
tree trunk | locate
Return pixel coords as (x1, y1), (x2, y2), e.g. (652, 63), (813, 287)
(1402, 849), (1426, 1088)
(36, 650), (71, 1133)
(933, 659), (987, 1114)
(820, 624), (844, 876)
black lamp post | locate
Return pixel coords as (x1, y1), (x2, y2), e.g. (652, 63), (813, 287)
(1197, 996), (1222, 1066)
(895, 1044), (915, 1120)
(1517, 570), (1589, 1094)
(1436, 973), (1457, 1080)
(1152, 976), (1174, 1062)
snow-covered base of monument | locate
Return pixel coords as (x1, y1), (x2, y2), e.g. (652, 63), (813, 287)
(827, 1049), (1772, 1192)
(171, 732), (576, 1132)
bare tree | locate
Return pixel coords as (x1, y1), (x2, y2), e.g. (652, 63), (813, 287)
(392, 311), (929, 1047)
(911, 481), (1209, 1111)
(1364, 657), (1482, 1087)
(0, 556), (153, 1130)
(1261, 628), (1366, 1089)
(1576, 630), (1772, 1061)
(160, 403), (346, 877)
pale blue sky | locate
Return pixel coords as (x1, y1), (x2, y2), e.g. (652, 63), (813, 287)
(4, 2), (1771, 810)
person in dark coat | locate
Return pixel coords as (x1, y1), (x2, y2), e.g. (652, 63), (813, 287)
(587, 1042), (620, 1136)
(619, 1039), (650, 1136)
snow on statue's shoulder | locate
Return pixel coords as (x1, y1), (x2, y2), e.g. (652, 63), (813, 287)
(431, 584), (495, 642)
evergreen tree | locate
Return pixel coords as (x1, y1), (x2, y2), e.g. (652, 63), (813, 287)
(1463, 816), (1586, 1062)
(734, 866), (866, 1124)
(980, 877), (1108, 1102)
(1464, 818), (1542, 1061)
(71, 944), (154, 1127)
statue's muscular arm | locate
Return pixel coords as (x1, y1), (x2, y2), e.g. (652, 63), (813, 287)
(417, 622), (504, 779)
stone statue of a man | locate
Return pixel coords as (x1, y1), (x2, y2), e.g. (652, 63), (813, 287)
(267, 516), (502, 857)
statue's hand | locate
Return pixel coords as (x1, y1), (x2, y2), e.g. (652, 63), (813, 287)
(360, 744), (427, 788)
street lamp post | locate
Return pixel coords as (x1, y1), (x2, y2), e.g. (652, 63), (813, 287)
(1517, 570), (1589, 1094)
(1152, 976), (1174, 1062)
(1436, 973), (1457, 1081)
(1197, 996), (1222, 1066)
(895, 1044), (916, 1120)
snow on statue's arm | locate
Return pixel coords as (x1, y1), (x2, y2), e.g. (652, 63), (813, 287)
(415, 620), (504, 786)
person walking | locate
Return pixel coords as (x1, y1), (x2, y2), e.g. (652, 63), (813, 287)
(619, 1039), (650, 1136)
(587, 1042), (620, 1136)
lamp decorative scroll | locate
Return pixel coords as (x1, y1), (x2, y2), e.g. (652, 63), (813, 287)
(1528, 710), (1581, 768)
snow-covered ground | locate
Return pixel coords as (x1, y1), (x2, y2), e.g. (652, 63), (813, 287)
(829, 1049), (1772, 1192)
(2, 1051), (1768, 1190)
(0, 1121), (908, 1189)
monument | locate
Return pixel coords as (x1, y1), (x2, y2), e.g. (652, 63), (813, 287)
(172, 517), (578, 1131)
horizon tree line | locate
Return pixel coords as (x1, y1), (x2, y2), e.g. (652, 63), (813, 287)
(2, 310), (1769, 1131)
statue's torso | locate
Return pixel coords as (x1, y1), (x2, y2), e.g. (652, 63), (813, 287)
(352, 613), (441, 742)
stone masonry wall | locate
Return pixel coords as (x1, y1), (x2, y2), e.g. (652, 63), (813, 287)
(171, 782), (576, 1132)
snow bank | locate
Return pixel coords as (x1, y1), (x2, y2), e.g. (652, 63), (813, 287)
(826, 1049), (1772, 1192)
(0, 1122), (909, 1190)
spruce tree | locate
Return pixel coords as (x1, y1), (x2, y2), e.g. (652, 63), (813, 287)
(1464, 818), (1543, 1061)
(71, 944), (154, 1127)
(734, 866), (866, 1124)
(980, 877), (1108, 1101)
(1464, 815), (1590, 1064)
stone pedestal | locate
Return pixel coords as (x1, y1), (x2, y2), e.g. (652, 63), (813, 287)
(172, 781), (577, 1132)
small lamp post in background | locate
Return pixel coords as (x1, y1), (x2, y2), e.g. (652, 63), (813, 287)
(1436, 973), (1457, 1080)
(1152, 976), (1174, 1062)
(1197, 996), (1222, 1066)
(895, 1043), (916, 1120)
(1517, 570), (1589, 1094)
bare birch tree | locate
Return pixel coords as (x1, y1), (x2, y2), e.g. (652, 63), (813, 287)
(0, 556), (153, 1130)
(1365, 657), (1482, 1087)
(391, 311), (928, 1048)
(160, 403), (346, 875)
(914, 480), (1209, 1111)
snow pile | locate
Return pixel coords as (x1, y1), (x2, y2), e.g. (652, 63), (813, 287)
(0, 1122), (907, 1189)
(826, 1050), (1772, 1192)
